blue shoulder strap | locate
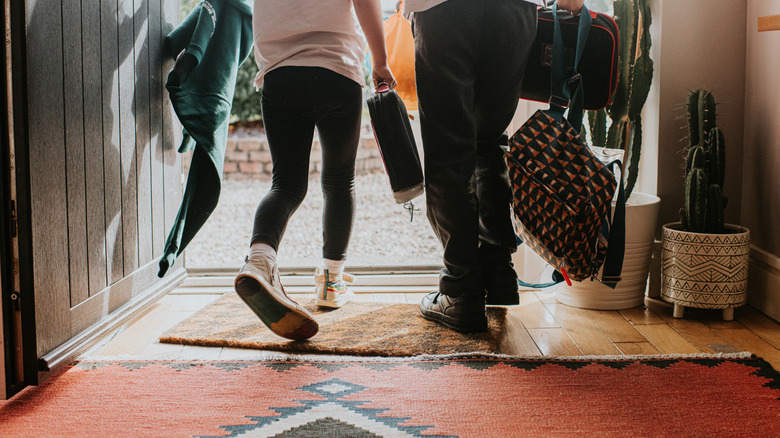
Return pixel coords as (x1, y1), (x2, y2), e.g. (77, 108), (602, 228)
(598, 160), (626, 288)
(517, 270), (567, 289)
(545, 3), (592, 134)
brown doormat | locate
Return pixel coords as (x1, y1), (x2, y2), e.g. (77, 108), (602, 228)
(159, 293), (507, 356)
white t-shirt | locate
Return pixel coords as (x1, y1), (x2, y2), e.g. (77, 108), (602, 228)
(252, 0), (366, 88)
(405, 0), (545, 13)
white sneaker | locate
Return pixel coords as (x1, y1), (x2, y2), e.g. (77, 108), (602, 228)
(234, 257), (318, 340)
(314, 268), (355, 308)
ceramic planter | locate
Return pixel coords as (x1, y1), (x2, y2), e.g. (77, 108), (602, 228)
(556, 192), (661, 310)
(660, 222), (750, 320)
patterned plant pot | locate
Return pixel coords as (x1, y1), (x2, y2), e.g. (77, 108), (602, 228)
(660, 222), (750, 321)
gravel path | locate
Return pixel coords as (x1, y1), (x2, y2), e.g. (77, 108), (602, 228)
(185, 172), (443, 269)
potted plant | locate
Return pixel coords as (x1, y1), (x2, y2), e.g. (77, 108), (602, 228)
(556, 0), (661, 310)
(660, 89), (750, 321)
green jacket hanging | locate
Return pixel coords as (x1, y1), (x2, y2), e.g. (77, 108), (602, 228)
(158, 0), (253, 277)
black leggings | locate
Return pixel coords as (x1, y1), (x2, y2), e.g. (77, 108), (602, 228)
(251, 66), (363, 261)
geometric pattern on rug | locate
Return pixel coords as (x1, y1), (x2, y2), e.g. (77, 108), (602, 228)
(200, 377), (449, 437)
(1, 356), (778, 437)
(159, 293), (508, 356)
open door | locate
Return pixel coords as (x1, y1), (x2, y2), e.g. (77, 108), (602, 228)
(3, 0), (186, 398)
(1, 0), (34, 400)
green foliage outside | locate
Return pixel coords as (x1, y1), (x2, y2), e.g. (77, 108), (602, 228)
(231, 60), (263, 124)
(180, 0), (200, 21)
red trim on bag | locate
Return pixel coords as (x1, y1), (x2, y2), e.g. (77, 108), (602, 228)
(534, 14), (619, 109)
(599, 15), (619, 104)
(561, 267), (573, 286)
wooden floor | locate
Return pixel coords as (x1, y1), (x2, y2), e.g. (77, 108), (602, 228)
(82, 275), (780, 371)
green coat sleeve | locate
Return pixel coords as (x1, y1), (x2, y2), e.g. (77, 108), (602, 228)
(159, 0), (254, 277)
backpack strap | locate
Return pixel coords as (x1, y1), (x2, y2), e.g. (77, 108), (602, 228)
(517, 268), (567, 289)
(598, 160), (626, 288)
(545, 2), (592, 134)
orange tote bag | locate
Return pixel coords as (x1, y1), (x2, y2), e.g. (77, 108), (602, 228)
(382, 0), (417, 110)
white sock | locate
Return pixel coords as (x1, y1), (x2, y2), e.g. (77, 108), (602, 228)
(322, 258), (345, 276)
(249, 242), (277, 264)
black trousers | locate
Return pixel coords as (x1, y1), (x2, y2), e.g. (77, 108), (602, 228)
(413, 0), (537, 297)
(251, 67), (362, 261)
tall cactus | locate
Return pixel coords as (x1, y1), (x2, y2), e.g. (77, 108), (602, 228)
(680, 89), (727, 234)
(587, 0), (653, 199)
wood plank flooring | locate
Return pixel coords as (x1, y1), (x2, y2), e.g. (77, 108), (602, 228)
(81, 275), (780, 371)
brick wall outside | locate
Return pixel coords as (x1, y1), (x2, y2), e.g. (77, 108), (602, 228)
(182, 132), (386, 180)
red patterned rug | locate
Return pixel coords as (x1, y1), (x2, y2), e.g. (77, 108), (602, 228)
(1, 355), (778, 437)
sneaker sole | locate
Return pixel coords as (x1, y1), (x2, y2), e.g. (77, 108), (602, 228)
(235, 275), (318, 340)
(419, 306), (488, 333)
(315, 293), (354, 309)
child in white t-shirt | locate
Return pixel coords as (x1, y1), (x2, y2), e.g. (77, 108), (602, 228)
(234, 0), (396, 340)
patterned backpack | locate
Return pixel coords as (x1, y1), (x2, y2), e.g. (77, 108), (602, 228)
(506, 114), (625, 287)
(506, 3), (625, 287)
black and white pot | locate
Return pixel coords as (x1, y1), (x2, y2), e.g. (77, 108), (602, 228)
(660, 222), (750, 321)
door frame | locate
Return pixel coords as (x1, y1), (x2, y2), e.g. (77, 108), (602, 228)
(2, 0), (37, 400)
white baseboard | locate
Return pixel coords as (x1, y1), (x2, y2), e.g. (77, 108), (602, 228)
(38, 265), (188, 375)
(747, 245), (780, 323)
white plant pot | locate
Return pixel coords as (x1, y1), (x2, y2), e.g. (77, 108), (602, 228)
(660, 222), (750, 320)
(556, 192), (661, 310)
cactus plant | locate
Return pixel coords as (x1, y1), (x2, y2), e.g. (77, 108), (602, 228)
(587, 0), (653, 198)
(679, 89), (727, 234)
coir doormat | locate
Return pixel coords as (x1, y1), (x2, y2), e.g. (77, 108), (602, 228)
(159, 293), (508, 356)
(1, 355), (778, 437)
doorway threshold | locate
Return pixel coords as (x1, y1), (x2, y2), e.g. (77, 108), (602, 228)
(183, 265), (441, 294)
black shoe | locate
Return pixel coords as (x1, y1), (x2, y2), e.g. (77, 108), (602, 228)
(480, 245), (519, 305)
(419, 292), (488, 333)
(484, 261), (520, 305)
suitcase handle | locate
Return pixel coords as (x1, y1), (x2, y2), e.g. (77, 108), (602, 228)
(376, 82), (391, 93)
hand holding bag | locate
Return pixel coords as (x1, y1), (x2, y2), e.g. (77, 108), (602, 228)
(506, 3), (625, 288)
